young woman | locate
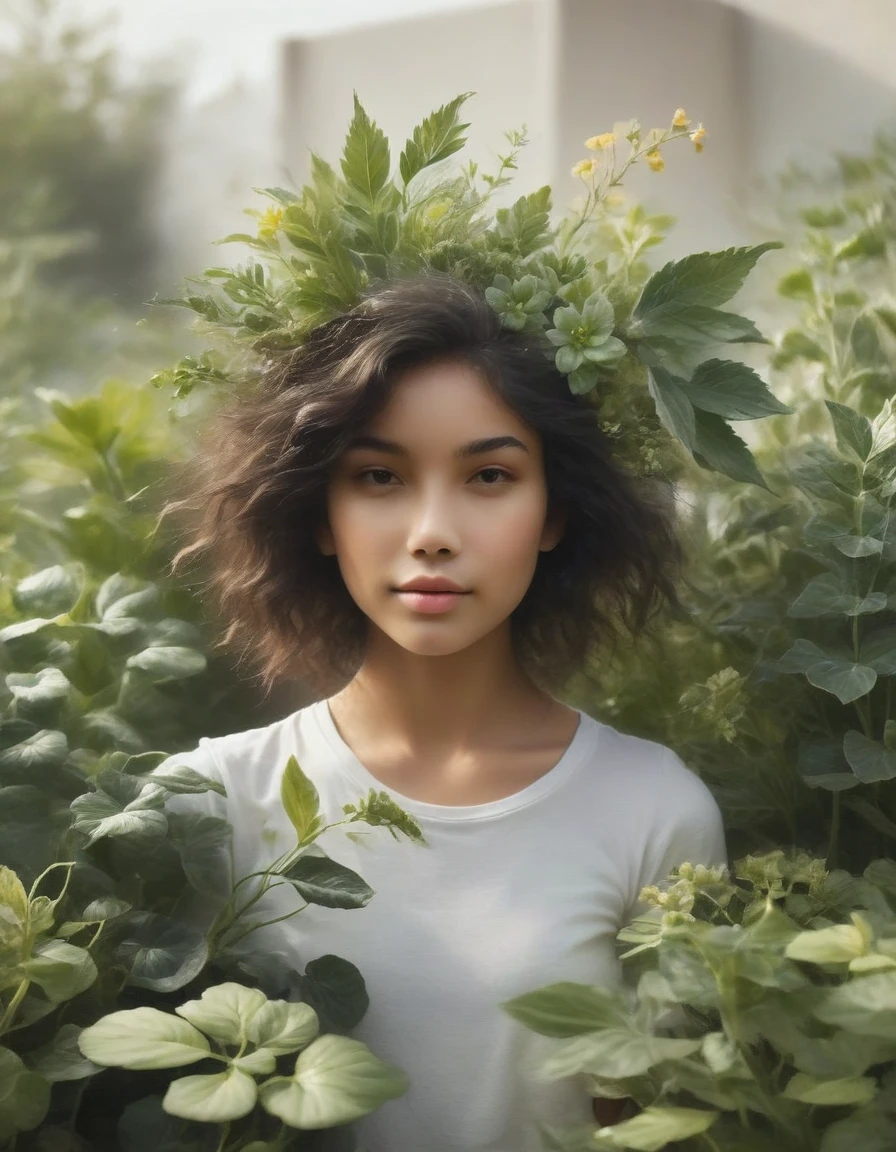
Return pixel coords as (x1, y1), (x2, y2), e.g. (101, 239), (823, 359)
(164, 275), (726, 1152)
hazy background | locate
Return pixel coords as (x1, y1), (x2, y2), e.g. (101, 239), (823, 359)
(29, 0), (896, 292)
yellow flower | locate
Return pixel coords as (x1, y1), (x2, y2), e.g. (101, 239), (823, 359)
(645, 149), (664, 173)
(672, 107), (689, 129)
(571, 158), (596, 178)
(585, 132), (616, 151)
(257, 206), (284, 238)
(690, 125), (707, 152)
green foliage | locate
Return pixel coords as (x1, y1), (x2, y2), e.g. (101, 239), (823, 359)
(507, 854), (896, 1151)
(154, 93), (785, 488)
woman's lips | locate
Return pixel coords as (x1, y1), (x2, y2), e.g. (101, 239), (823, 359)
(395, 590), (469, 614)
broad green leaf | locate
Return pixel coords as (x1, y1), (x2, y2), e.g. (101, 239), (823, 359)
(125, 647), (207, 682)
(13, 565), (82, 615)
(778, 268), (815, 300)
(0, 729), (68, 775)
(78, 1007), (211, 1069)
(23, 940), (97, 1001)
(813, 971), (896, 1037)
(778, 640), (877, 704)
(399, 93), (472, 185)
(299, 954), (369, 1033)
(647, 368), (696, 452)
(341, 93), (390, 209)
(30, 1024), (99, 1082)
(149, 762), (226, 796)
(835, 535), (884, 557)
(285, 853), (374, 910)
(163, 1068), (258, 1123)
(233, 1048), (277, 1075)
(117, 912), (208, 993)
(70, 786), (168, 846)
(96, 574), (159, 619)
(861, 625), (896, 674)
(826, 401), (873, 460)
(280, 755), (323, 845)
(592, 1105), (718, 1151)
(788, 574), (852, 619)
(797, 742), (861, 791)
(6, 668), (70, 711)
(0, 1047), (50, 1142)
(680, 359), (792, 421)
(635, 243), (782, 316)
(844, 730), (896, 783)
(167, 812), (232, 898)
(784, 1073), (876, 1106)
(246, 999), (320, 1055)
(820, 1108), (896, 1152)
(175, 983), (268, 1046)
(692, 410), (768, 489)
(0, 865), (29, 920)
(500, 981), (628, 1038)
(785, 924), (867, 964)
(259, 1034), (408, 1129)
(537, 1031), (703, 1081)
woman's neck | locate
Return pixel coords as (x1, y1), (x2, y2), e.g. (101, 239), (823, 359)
(328, 624), (556, 756)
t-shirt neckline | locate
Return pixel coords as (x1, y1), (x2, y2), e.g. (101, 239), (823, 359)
(307, 698), (598, 823)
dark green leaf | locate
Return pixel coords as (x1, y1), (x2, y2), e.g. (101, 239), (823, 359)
(843, 730), (896, 783)
(680, 358), (793, 421)
(635, 243), (782, 316)
(299, 954), (369, 1032)
(826, 401), (873, 461)
(647, 368), (696, 452)
(692, 410), (768, 489)
(284, 853), (374, 909)
(117, 912), (208, 992)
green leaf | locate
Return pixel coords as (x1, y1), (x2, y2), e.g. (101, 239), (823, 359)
(70, 785), (168, 846)
(493, 187), (553, 255)
(13, 565), (82, 615)
(299, 954), (369, 1033)
(778, 639), (877, 704)
(0, 1047), (50, 1142)
(788, 574), (852, 618)
(648, 368), (696, 452)
(538, 1030), (703, 1081)
(843, 730), (896, 783)
(284, 853), (374, 909)
(679, 359), (793, 421)
(246, 1000), (320, 1055)
(78, 1007), (211, 1069)
(836, 229), (885, 261)
(125, 647), (207, 682)
(148, 762), (226, 796)
(175, 982), (268, 1046)
(116, 912), (208, 993)
(826, 401), (873, 461)
(500, 982), (628, 1038)
(258, 1034), (408, 1129)
(797, 742), (859, 792)
(163, 1068), (258, 1123)
(280, 755), (324, 845)
(821, 1109), (896, 1152)
(777, 268), (815, 300)
(30, 1024), (99, 1082)
(0, 729), (68, 776)
(635, 243), (782, 315)
(399, 93), (472, 185)
(23, 940), (97, 1001)
(6, 668), (70, 711)
(785, 924), (867, 964)
(592, 1106), (718, 1151)
(813, 971), (896, 1038)
(341, 93), (391, 209)
(783, 1072), (876, 1106)
(692, 410), (768, 489)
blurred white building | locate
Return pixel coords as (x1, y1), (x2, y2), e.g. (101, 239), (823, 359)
(126, 0), (896, 284)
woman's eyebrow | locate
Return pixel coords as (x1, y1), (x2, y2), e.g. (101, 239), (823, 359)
(345, 434), (529, 458)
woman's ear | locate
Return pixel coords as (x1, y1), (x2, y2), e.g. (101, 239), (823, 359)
(316, 521), (337, 556)
(539, 504), (568, 553)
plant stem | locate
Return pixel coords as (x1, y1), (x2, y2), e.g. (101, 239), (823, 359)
(0, 978), (30, 1037)
(827, 791), (841, 869)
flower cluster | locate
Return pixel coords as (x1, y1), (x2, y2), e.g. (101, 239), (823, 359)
(570, 106), (707, 188)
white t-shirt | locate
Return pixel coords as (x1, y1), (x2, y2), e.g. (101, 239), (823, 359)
(161, 700), (726, 1152)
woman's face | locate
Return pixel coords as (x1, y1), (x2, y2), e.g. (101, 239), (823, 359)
(319, 358), (564, 659)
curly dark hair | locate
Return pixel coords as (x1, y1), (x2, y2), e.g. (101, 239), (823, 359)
(165, 274), (684, 697)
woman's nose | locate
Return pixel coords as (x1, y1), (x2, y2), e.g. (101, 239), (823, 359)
(405, 490), (462, 556)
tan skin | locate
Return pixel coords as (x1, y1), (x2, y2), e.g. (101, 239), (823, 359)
(317, 357), (627, 1128)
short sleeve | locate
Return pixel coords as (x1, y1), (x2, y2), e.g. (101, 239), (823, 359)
(624, 748), (727, 922)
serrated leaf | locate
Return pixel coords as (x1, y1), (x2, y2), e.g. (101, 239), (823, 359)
(692, 410), (768, 489)
(680, 359), (793, 421)
(341, 93), (390, 209)
(399, 93), (472, 185)
(647, 368), (696, 452)
(635, 243), (782, 316)
(826, 401), (873, 460)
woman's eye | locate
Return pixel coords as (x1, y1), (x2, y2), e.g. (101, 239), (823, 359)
(476, 467), (512, 485)
(360, 469), (395, 486)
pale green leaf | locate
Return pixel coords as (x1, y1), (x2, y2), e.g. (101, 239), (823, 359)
(500, 981), (628, 1038)
(78, 1007), (211, 1069)
(259, 1034), (408, 1129)
(163, 1068), (258, 1122)
(280, 755), (323, 845)
(783, 1072), (877, 1106)
(785, 924), (867, 964)
(246, 1000), (320, 1055)
(593, 1105), (718, 1152)
(175, 982), (268, 1046)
